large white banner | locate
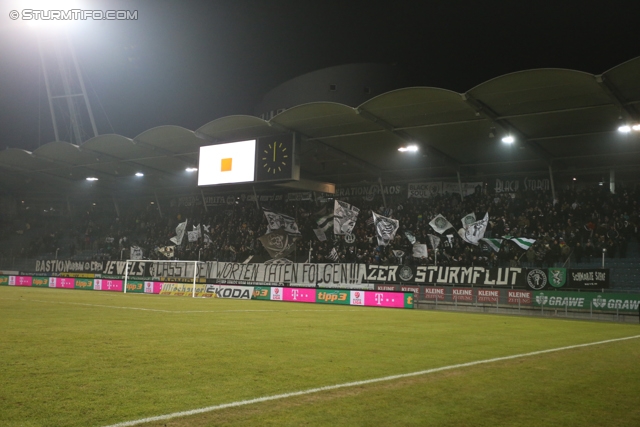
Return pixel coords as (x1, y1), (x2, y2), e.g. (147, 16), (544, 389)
(215, 262), (363, 285)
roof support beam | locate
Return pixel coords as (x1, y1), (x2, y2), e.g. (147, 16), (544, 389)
(595, 74), (640, 122)
(132, 140), (196, 168)
(462, 93), (554, 165)
(355, 107), (462, 172)
(80, 146), (190, 177)
(267, 120), (383, 178)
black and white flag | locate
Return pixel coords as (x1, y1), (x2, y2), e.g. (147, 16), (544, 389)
(201, 224), (212, 244)
(328, 247), (340, 262)
(458, 213), (489, 245)
(157, 245), (175, 259)
(446, 234), (454, 247)
(429, 214), (454, 234)
(372, 212), (399, 246)
(258, 229), (299, 259)
(263, 208), (301, 235)
(392, 250), (405, 262)
(333, 200), (360, 235)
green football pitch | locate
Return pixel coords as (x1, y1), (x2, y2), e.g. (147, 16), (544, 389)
(1, 286), (639, 427)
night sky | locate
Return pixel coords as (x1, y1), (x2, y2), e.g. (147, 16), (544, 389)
(0, 0), (638, 150)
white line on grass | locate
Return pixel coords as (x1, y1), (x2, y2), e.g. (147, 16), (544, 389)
(1, 298), (359, 313)
(102, 334), (640, 427)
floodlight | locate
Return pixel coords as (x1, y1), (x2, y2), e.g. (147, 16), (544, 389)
(618, 125), (631, 133)
(135, 172), (144, 177)
(501, 135), (515, 144)
(185, 167), (198, 172)
(632, 124), (640, 131)
(86, 177), (98, 181)
(398, 145), (419, 152)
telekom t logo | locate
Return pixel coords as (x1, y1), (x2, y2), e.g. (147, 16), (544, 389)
(291, 289), (299, 300)
(375, 293), (384, 304)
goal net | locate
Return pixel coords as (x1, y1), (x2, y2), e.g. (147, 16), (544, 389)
(123, 259), (209, 298)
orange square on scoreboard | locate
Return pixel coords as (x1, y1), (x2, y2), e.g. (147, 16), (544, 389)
(220, 158), (232, 172)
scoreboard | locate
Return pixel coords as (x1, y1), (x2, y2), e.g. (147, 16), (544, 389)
(197, 134), (297, 186)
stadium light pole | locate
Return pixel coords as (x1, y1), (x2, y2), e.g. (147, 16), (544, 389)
(31, 14), (99, 144)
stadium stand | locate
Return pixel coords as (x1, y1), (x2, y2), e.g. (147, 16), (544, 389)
(2, 186), (638, 289)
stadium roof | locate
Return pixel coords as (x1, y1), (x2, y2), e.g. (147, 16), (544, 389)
(1, 56), (639, 201)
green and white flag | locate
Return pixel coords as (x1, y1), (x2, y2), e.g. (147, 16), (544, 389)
(480, 238), (503, 252)
(504, 236), (536, 250)
(317, 212), (334, 232)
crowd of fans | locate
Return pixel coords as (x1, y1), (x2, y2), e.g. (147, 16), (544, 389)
(1, 186), (639, 269)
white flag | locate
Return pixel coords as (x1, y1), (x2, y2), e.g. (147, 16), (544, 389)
(193, 224), (202, 238)
(130, 246), (143, 260)
(313, 228), (327, 241)
(459, 213), (489, 245)
(187, 231), (198, 242)
(404, 231), (416, 244)
(333, 200), (360, 235)
(170, 219), (188, 245)
(372, 212), (399, 246)
(412, 243), (428, 258)
(461, 213), (476, 229)
(328, 247), (340, 262)
(429, 214), (454, 234)
(427, 234), (441, 249)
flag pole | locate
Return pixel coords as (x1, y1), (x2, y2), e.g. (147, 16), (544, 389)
(378, 177), (387, 208)
(252, 186), (261, 210)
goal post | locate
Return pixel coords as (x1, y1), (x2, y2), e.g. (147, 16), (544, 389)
(123, 259), (208, 297)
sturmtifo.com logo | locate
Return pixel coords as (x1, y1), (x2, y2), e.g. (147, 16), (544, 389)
(9, 9), (138, 22)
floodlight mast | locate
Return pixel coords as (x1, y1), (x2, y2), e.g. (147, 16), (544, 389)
(35, 27), (98, 144)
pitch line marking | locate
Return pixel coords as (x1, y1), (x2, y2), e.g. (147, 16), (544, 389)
(102, 334), (640, 427)
(1, 298), (359, 313)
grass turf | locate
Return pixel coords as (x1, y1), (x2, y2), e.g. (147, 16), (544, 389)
(1, 286), (638, 427)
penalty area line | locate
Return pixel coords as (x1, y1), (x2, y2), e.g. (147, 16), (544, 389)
(101, 334), (640, 427)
